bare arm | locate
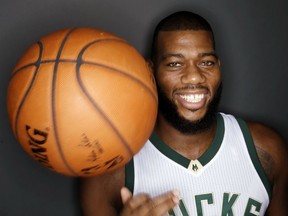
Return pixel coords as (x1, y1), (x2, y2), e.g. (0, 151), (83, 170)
(80, 166), (180, 216)
(248, 122), (288, 215)
(80, 167), (124, 216)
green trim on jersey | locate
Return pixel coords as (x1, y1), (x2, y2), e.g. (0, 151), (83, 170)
(125, 114), (224, 192)
(150, 114), (224, 168)
(236, 118), (272, 199)
(125, 158), (135, 193)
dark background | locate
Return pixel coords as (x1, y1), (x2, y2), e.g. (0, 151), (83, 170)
(1, 0), (287, 215)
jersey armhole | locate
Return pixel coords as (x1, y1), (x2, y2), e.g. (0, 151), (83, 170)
(236, 117), (272, 199)
(125, 158), (135, 194)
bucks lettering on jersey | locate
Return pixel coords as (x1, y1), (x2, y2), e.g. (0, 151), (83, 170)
(125, 113), (271, 216)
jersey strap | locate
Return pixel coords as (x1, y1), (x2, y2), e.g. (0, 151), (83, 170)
(236, 117), (272, 199)
(125, 157), (134, 193)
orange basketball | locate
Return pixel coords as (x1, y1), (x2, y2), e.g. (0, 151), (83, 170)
(6, 28), (158, 177)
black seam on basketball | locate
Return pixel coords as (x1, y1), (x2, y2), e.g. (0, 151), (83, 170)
(52, 28), (78, 175)
(12, 39), (157, 104)
(75, 40), (136, 158)
(82, 61), (158, 103)
(12, 30), (156, 174)
(76, 39), (157, 103)
(14, 41), (43, 140)
(11, 63), (35, 79)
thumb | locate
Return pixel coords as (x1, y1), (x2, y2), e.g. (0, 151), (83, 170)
(120, 187), (132, 204)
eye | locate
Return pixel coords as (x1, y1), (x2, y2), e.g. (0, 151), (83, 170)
(200, 61), (215, 67)
(167, 62), (182, 67)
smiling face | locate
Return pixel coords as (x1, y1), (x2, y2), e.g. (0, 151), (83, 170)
(153, 30), (222, 133)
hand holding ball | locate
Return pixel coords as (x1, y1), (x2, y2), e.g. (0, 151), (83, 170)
(6, 28), (158, 176)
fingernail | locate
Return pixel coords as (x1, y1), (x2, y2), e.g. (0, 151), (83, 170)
(172, 190), (180, 204)
(172, 190), (180, 199)
(172, 196), (180, 204)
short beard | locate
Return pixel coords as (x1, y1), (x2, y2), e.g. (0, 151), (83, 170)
(157, 83), (222, 135)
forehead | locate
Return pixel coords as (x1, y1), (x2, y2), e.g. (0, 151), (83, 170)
(156, 30), (214, 53)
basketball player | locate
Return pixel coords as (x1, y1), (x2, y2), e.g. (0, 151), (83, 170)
(80, 11), (288, 215)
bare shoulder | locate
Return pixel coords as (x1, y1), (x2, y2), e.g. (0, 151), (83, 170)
(247, 122), (287, 183)
(79, 166), (125, 216)
(247, 121), (288, 215)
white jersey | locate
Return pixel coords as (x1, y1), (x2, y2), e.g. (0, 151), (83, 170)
(125, 113), (271, 216)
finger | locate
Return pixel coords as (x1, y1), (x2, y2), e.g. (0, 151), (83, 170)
(121, 187), (133, 204)
(128, 190), (180, 216)
(154, 190), (180, 206)
(121, 193), (151, 215)
(121, 190), (180, 216)
(148, 190), (180, 215)
(126, 193), (150, 209)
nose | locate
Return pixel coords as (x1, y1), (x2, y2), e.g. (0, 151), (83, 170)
(181, 64), (205, 84)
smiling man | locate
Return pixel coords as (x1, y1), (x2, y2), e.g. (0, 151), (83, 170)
(80, 11), (288, 216)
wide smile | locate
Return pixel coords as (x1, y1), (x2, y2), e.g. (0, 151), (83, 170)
(179, 94), (204, 103)
(176, 92), (208, 111)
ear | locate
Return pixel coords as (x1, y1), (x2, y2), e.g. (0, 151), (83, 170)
(146, 59), (154, 72)
(217, 59), (221, 67)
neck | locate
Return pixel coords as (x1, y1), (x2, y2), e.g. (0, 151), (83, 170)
(154, 114), (217, 160)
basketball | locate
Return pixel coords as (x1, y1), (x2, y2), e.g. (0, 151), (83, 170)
(6, 28), (158, 177)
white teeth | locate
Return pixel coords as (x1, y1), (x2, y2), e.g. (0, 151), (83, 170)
(180, 94), (204, 103)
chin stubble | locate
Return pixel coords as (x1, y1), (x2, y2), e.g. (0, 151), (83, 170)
(157, 83), (222, 135)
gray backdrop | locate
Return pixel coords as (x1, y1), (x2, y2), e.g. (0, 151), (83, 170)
(1, 0), (287, 215)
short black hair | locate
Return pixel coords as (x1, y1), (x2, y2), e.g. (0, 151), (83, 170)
(151, 11), (215, 62)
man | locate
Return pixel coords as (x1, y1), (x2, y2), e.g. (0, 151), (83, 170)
(80, 11), (288, 215)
